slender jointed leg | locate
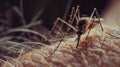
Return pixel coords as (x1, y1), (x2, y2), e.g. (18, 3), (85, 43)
(90, 8), (104, 31)
(50, 18), (78, 56)
(50, 39), (63, 56)
(95, 8), (104, 31)
(85, 28), (91, 40)
(86, 8), (104, 40)
(52, 18), (78, 32)
(76, 30), (82, 48)
(85, 8), (96, 40)
(76, 35), (81, 48)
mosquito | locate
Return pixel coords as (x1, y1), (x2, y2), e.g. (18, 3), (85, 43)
(50, 6), (104, 56)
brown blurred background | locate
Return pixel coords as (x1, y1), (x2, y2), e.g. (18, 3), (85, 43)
(0, 0), (110, 30)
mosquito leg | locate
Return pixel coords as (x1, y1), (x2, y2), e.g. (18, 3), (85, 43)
(91, 8), (104, 31)
(77, 8), (81, 21)
(85, 8), (97, 40)
(67, 6), (80, 32)
(95, 8), (104, 31)
(50, 17), (78, 56)
(50, 39), (63, 56)
(67, 7), (75, 32)
(71, 6), (79, 22)
(51, 18), (65, 38)
(85, 29), (91, 40)
(69, 7), (75, 22)
(76, 35), (80, 48)
(75, 6), (80, 23)
(67, 6), (79, 32)
(52, 18), (78, 32)
(57, 18), (78, 32)
(56, 24), (65, 37)
(76, 30), (82, 48)
(76, 15), (79, 23)
(90, 8), (96, 18)
(51, 18), (60, 32)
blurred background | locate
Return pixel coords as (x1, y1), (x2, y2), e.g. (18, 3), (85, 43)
(0, 0), (110, 29)
(2, 1), (120, 67)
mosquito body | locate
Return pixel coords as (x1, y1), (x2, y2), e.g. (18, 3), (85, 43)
(50, 6), (104, 56)
(77, 17), (103, 34)
(76, 17), (103, 48)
